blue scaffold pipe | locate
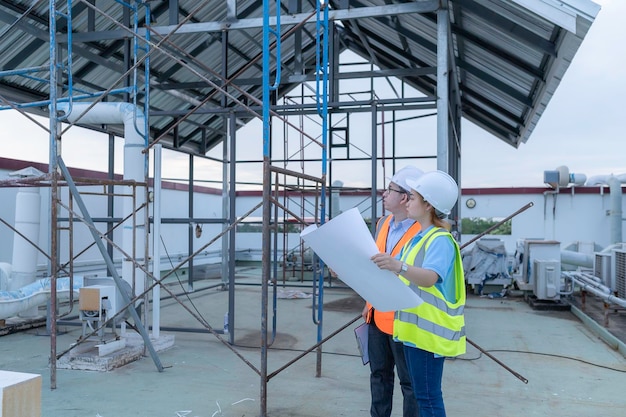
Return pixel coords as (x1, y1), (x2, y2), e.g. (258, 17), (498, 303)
(57, 0), (74, 122)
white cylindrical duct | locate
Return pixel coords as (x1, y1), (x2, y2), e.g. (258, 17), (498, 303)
(608, 175), (623, 244)
(586, 173), (626, 186)
(58, 102), (147, 300)
(9, 187), (41, 317)
(560, 250), (593, 268)
(152, 145), (162, 338)
(330, 180), (343, 218)
(586, 173), (624, 245)
(0, 262), (12, 291)
(555, 165), (587, 187)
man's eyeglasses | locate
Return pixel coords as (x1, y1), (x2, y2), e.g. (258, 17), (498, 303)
(386, 186), (408, 196)
(407, 193), (424, 201)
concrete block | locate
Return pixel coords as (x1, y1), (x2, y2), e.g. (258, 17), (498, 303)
(0, 370), (41, 417)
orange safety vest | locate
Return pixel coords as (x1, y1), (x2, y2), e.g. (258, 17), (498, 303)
(365, 215), (421, 334)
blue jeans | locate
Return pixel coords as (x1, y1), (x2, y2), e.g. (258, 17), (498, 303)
(403, 345), (446, 417)
(368, 321), (419, 417)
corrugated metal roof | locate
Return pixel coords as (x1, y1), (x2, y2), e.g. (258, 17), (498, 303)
(0, 0), (600, 155)
(338, 0), (600, 148)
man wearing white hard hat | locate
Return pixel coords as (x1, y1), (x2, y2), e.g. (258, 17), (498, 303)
(362, 166), (422, 417)
(371, 170), (466, 417)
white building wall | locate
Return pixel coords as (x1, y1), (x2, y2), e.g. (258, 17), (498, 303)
(0, 165), (225, 277)
(233, 187), (625, 256)
(459, 189), (625, 253)
(459, 193), (546, 252)
(1, 158), (624, 275)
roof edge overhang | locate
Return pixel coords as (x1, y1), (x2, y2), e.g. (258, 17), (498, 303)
(514, 0), (601, 147)
(510, 0), (601, 36)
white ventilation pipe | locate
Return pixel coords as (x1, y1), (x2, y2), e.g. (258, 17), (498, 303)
(57, 102), (147, 300)
(560, 250), (593, 269)
(586, 173), (626, 186)
(0, 263), (11, 291)
(152, 144), (162, 338)
(586, 173), (625, 244)
(609, 176), (623, 244)
(8, 171), (43, 317)
(330, 180), (343, 218)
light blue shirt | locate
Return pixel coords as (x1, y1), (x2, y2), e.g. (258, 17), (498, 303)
(386, 217), (417, 254)
(397, 225), (457, 303)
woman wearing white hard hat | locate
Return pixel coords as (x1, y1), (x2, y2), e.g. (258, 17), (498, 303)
(371, 170), (466, 417)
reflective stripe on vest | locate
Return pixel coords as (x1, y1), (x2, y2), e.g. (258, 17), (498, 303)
(365, 215), (420, 335)
(396, 311), (465, 342)
(394, 227), (466, 357)
(403, 286), (465, 317)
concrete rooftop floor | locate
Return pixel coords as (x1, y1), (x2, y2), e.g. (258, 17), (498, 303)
(1, 269), (626, 417)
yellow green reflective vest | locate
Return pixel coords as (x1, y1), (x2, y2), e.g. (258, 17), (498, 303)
(393, 227), (466, 357)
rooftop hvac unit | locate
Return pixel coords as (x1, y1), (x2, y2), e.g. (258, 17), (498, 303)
(518, 240), (560, 291)
(612, 248), (626, 299)
(79, 284), (118, 338)
(533, 259), (561, 301)
(593, 252), (612, 288)
(78, 275), (132, 339)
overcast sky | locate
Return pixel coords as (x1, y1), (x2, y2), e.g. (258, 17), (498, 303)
(462, 0), (625, 187)
(0, 0), (622, 189)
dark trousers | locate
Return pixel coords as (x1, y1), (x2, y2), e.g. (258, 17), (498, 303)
(368, 321), (419, 417)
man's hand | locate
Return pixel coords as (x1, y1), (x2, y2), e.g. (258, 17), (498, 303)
(361, 304), (369, 321)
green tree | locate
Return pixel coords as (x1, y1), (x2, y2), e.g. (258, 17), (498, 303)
(461, 217), (511, 235)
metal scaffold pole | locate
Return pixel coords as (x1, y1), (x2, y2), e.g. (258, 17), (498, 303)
(260, 3), (331, 413)
(48, 0), (60, 391)
(48, 0), (77, 390)
(314, 0), (330, 378)
(261, 1), (282, 415)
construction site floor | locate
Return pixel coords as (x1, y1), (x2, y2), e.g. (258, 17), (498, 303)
(1, 274), (625, 417)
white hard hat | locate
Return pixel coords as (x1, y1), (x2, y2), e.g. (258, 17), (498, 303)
(406, 170), (459, 215)
(388, 166), (424, 192)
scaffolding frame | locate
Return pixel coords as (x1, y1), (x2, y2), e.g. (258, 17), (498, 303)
(0, 2), (463, 416)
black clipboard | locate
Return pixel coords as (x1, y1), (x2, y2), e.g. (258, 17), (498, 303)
(354, 323), (370, 365)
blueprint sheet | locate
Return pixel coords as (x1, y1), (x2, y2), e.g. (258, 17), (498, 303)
(300, 208), (422, 312)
